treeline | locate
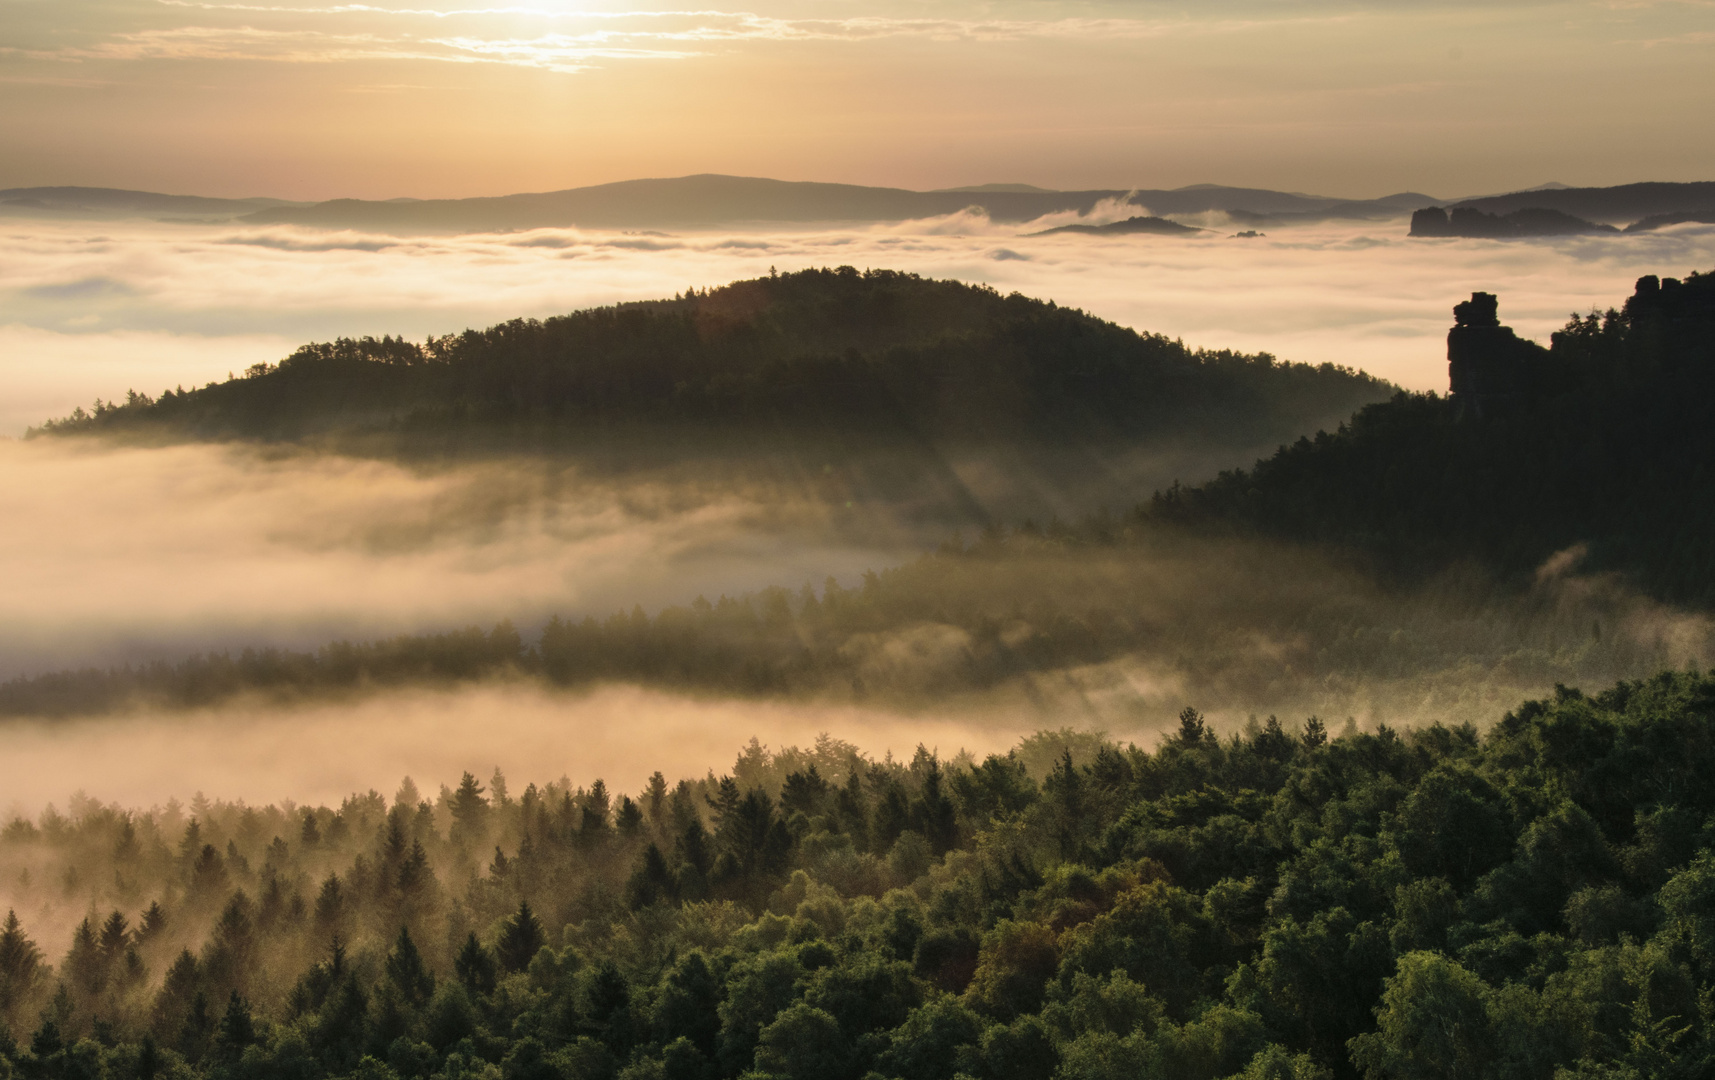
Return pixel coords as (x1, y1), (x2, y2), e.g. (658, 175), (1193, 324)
(1148, 270), (1715, 606)
(9, 674), (1715, 1078)
(30, 268), (1388, 451)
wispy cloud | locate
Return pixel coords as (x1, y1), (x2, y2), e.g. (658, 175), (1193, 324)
(1, 3), (1334, 73)
(13, 26), (694, 71)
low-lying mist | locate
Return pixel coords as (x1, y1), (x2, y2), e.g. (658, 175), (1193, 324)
(0, 684), (1040, 817)
(0, 439), (928, 677)
(3, 520), (1708, 818)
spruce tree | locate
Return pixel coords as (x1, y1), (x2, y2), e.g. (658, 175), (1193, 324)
(384, 927), (434, 1006)
(454, 934), (497, 995)
(496, 901), (546, 973)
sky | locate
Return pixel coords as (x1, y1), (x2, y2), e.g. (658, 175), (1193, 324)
(2, 0), (1712, 201)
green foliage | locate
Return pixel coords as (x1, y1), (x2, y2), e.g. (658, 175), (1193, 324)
(11, 673), (1715, 1077)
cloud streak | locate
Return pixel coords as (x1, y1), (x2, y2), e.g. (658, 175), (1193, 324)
(4, 3), (1352, 73)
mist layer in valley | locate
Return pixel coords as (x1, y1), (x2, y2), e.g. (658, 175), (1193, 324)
(5, 259), (1715, 820)
(2, 454), (1709, 822)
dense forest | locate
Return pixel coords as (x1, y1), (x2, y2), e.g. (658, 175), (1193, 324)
(7, 674), (1715, 1079)
(30, 268), (1386, 456)
(1149, 270), (1715, 606)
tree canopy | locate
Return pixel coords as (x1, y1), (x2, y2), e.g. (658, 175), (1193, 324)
(6, 674), (1715, 1077)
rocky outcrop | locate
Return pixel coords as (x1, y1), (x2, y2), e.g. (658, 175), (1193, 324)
(1448, 292), (1549, 416)
(1412, 205), (1617, 238)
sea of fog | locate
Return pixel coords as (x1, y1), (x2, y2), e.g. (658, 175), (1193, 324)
(3, 211), (1715, 814)
(5, 211), (1715, 435)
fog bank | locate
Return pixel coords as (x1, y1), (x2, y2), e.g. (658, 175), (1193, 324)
(0, 439), (920, 676)
(0, 683), (1043, 816)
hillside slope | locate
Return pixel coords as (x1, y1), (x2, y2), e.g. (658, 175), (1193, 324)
(35, 269), (1392, 519)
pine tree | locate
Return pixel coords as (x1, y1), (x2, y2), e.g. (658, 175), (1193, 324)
(496, 901), (546, 973)
(137, 901), (167, 945)
(616, 796), (644, 837)
(213, 991), (255, 1062)
(136, 1034), (162, 1080)
(911, 757), (958, 856)
(450, 772), (488, 848)
(152, 949), (202, 1042)
(1043, 750), (1085, 861)
(313, 875), (345, 936)
(579, 781), (612, 846)
(384, 926), (434, 1006)
(0, 910), (42, 1031)
(644, 772), (669, 835)
(454, 933), (497, 995)
(674, 821), (712, 902)
(66, 916), (105, 998)
(1178, 706), (1208, 746)
(396, 840), (431, 898)
(627, 843), (676, 910)
(98, 911), (130, 966)
(1303, 715), (1328, 748)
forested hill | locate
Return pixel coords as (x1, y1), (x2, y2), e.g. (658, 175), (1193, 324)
(32, 269), (1388, 454)
(1150, 270), (1715, 606)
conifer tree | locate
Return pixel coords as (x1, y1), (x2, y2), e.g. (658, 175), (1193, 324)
(212, 991), (255, 1062)
(496, 901), (546, 973)
(0, 910), (42, 1033)
(454, 934), (497, 995)
(384, 926), (434, 1006)
(450, 772), (488, 849)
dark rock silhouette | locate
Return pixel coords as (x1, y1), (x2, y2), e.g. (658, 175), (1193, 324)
(1412, 205), (1616, 238)
(1447, 292), (1548, 417)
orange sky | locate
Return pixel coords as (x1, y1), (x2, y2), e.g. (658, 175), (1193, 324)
(2, 0), (1712, 200)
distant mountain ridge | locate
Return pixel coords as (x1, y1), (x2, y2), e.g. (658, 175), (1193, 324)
(0, 174), (1432, 233)
(0, 186), (306, 220)
(1408, 182), (1715, 238)
(8, 175), (1709, 236)
(1451, 181), (1715, 225)
(232, 175), (1427, 233)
